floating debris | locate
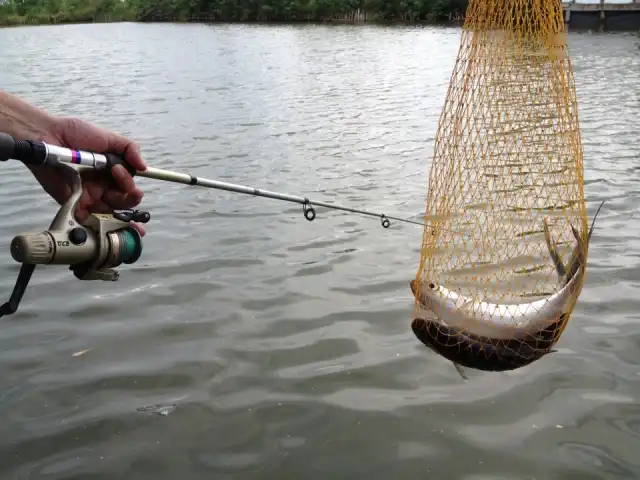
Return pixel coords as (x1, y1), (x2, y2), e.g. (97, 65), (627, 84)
(137, 404), (177, 416)
(72, 348), (91, 357)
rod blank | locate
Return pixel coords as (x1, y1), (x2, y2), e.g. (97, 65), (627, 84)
(137, 167), (425, 228)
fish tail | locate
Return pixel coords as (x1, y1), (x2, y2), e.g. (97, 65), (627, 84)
(563, 200), (605, 285)
(587, 200), (605, 241)
(543, 217), (566, 279)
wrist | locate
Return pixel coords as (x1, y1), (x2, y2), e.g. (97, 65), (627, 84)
(0, 90), (61, 143)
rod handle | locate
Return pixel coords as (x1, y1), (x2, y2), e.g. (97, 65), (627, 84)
(0, 132), (47, 166)
(0, 132), (14, 162)
(105, 152), (137, 177)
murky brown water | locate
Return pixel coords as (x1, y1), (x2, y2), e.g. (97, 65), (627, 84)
(0, 22), (638, 479)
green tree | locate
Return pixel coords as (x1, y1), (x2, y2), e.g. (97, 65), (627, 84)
(0, 0), (467, 26)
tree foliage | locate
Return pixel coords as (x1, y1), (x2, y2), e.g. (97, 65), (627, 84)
(0, 0), (466, 26)
(0, 0), (135, 24)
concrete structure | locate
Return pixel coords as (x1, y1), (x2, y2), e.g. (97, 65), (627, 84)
(562, 1), (640, 31)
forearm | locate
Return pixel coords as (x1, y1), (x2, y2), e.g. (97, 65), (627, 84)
(0, 90), (59, 142)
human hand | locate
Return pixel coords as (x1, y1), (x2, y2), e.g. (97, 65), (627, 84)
(28, 117), (148, 236)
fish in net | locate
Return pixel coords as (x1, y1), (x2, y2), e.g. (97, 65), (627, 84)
(410, 0), (600, 376)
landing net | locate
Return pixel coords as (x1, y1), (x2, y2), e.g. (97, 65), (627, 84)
(412, 0), (589, 367)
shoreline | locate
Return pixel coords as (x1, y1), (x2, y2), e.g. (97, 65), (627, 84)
(0, 13), (466, 28)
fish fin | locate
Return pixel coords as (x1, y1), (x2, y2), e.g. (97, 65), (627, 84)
(559, 224), (584, 287)
(587, 200), (605, 242)
(412, 316), (468, 381)
(570, 224), (583, 246)
(568, 200), (605, 265)
(452, 362), (469, 381)
(561, 226), (585, 288)
(543, 217), (566, 279)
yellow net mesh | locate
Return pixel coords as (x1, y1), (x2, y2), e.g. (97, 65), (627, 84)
(411, 0), (590, 372)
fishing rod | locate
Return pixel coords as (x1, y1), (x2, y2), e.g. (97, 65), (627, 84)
(0, 133), (424, 229)
(138, 171), (427, 229)
(0, 132), (426, 317)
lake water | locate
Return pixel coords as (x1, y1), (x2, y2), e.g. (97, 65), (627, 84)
(0, 22), (638, 479)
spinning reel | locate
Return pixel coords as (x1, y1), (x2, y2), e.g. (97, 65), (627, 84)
(0, 132), (150, 317)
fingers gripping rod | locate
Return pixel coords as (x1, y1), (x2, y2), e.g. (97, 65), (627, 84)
(0, 132), (423, 230)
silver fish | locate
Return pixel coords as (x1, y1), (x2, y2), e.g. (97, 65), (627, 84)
(412, 202), (602, 341)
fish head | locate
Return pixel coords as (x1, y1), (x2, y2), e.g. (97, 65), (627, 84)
(411, 279), (462, 316)
(410, 278), (439, 296)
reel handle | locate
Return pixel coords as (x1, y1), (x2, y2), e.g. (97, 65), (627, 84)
(0, 264), (36, 317)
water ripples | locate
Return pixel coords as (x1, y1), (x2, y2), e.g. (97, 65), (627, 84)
(0, 22), (638, 479)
